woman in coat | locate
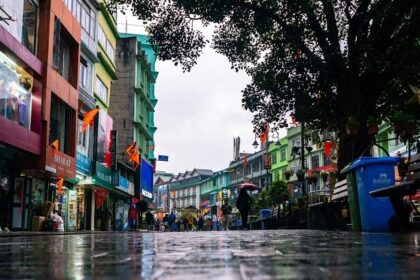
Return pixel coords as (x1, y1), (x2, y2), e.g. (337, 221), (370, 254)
(236, 189), (252, 230)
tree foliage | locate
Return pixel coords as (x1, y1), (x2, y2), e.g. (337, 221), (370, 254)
(110, 0), (420, 169)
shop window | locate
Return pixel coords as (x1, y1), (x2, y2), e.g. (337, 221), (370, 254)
(50, 94), (75, 155)
(0, 51), (34, 129)
(0, 0), (39, 54)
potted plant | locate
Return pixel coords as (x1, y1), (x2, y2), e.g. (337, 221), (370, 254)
(306, 174), (317, 185)
(296, 170), (305, 181)
(346, 117), (360, 136)
(284, 170), (293, 180)
(367, 116), (379, 135)
(320, 171), (328, 182)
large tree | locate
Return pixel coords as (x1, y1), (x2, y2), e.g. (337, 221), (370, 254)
(111, 0), (420, 170)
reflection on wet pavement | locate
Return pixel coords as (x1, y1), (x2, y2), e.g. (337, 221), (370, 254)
(0, 230), (419, 279)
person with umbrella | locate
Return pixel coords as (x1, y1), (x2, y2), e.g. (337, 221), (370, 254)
(236, 183), (256, 230)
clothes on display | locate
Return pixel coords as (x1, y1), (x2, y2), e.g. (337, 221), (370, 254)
(0, 51), (33, 129)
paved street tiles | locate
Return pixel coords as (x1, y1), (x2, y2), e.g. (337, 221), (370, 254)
(0, 230), (419, 279)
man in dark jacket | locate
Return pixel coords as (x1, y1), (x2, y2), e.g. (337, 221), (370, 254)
(236, 189), (252, 230)
(146, 211), (154, 231)
(221, 201), (232, 230)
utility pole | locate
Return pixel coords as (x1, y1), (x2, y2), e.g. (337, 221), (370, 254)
(301, 121), (306, 195)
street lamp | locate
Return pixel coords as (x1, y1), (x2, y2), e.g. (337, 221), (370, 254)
(252, 138), (259, 150)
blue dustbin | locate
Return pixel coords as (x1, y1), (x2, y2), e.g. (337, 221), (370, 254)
(260, 209), (272, 220)
(349, 157), (400, 232)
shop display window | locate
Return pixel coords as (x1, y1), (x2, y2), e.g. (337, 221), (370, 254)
(0, 51), (33, 129)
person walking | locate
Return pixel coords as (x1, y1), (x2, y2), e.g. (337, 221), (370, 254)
(212, 214), (218, 231)
(236, 189), (252, 230)
(221, 201), (232, 230)
(146, 211), (154, 231)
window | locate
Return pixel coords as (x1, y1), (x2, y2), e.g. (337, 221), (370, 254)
(253, 160), (260, 172)
(50, 94), (75, 155)
(95, 77), (108, 104)
(212, 179), (216, 186)
(79, 58), (88, 90)
(273, 171), (279, 182)
(311, 155), (320, 169)
(77, 119), (89, 155)
(80, 4), (95, 39)
(0, 0), (39, 54)
(280, 149), (286, 161)
(98, 26), (115, 63)
(22, 0), (39, 54)
(52, 17), (77, 84)
(271, 153), (277, 165)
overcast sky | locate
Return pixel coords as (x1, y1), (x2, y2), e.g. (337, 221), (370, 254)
(118, 15), (260, 175)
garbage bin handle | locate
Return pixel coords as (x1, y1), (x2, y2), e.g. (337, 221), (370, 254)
(359, 143), (390, 158)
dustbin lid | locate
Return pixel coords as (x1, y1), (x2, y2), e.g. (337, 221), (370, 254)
(340, 163), (352, 174)
(348, 157), (400, 171)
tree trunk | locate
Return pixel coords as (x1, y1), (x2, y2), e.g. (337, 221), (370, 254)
(337, 124), (373, 179)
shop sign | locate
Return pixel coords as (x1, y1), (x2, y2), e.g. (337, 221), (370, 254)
(140, 158), (153, 199)
(76, 151), (91, 175)
(45, 147), (76, 178)
(222, 188), (228, 199)
(116, 175), (130, 194)
(92, 161), (113, 190)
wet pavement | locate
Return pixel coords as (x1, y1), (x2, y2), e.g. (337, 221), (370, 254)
(0, 230), (419, 279)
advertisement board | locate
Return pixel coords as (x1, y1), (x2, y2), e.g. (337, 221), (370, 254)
(140, 159), (153, 199)
(96, 110), (113, 168)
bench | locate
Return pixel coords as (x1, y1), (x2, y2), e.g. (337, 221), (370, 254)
(331, 179), (348, 201)
(308, 179), (348, 208)
(307, 179), (349, 230)
(370, 153), (420, 230)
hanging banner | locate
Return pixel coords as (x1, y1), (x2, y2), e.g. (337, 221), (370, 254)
(95, 189), (108, 209)
(96, 111), (113, 168)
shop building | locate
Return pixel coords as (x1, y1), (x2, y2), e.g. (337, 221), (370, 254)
(169, 169), (213, 214)
(0, 0), (80, 231)
(199, 170), (230, 216)
(268, 137), (288, 182)
(109, 32), (159, 219)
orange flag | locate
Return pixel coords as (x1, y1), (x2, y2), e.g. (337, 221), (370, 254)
(51, 140), (59, 154)
(129, 150), (140, 168)
(125, 142), (136, 156)
(57, 177), (64, 194)
(243, 154), (248, 168)
(81, 109), (99, 133)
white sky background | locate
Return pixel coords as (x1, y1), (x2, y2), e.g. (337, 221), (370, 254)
(117, 12), (261, 175)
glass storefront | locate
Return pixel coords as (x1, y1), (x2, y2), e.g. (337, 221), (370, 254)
(0, 51), (34, 129)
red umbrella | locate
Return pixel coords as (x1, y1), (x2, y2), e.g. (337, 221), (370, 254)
(237, 183), (259, 191)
